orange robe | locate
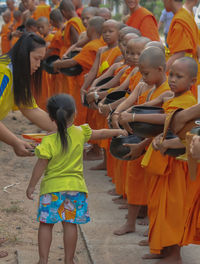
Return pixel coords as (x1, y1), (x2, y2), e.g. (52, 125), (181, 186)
(126, 7), (159, 41)
(10, 19), (22, 47)
(34, 33), (54, 110)
(72, 38), (106, 125)
(32, 3), (51, 20)
(181, 166), (200, 246)
(125, 80), (170, 205)
(167, 8), (199, 98)
(1, 23), (11, 54)
(143, 90), (197, 254)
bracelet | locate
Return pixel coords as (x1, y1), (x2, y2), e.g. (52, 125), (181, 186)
(108, 104), (112, 112)
(132, 113), (135, 122)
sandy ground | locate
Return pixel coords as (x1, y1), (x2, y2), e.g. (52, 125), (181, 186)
(0, 111), (91, 264)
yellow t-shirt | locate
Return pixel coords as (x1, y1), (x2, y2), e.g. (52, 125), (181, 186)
(35, 124), (92, 196)
(0, 55), (38, 120)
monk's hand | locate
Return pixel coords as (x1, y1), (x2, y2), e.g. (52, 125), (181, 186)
(123, 142), (144, 160)
(53, 59), (62, 72)
(152, 134), (168, 155)
(89, 102), (98, 110)
(12, 138), (34, 157)
(118, 111), (133, 134)
(99, 104), (110, 117)
(26, 186), (35, 200)
(190, 135), (200, 159)
(86, 92), (96, 104)
(111, 113), (120, 129)
(81, 89), (87, 104)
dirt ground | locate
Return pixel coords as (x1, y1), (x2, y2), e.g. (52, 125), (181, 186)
(0, 111), (91, 264)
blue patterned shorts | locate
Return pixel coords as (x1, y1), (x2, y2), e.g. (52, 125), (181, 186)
(37, 191), (90, 224)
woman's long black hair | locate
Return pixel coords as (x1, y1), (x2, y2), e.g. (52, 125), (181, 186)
(8, 32), (46, 107)
(47, 94), (76, 151)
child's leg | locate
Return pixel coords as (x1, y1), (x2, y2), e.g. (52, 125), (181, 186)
(62, 222), (77, 264)
(38, 223), (54, 264)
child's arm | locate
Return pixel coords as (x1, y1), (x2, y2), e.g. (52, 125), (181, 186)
(141, 91), (174, 107)
(53, 58), (78, 72)
(70, 26), (79, 45)
(26, 158), (49, 200)
(90, 128), (128, 140)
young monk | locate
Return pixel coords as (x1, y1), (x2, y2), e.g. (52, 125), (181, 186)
(72, 0), (83, 17)
(25, 18), (38, 32)
(125, 0), (159, 41)
(6, 0), (16, 22)
(53, 16), (106, 125)
(10, 10), (23, 48)
(113, 45), (171, 235)
(1, 10), (11, 54)
(96, 7), (112, 20)
(124, 56), (197, 263)
(34, 17), (54, 110)
(32, 0), (51, 20)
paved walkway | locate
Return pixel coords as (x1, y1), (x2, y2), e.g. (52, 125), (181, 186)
(81, 160), (200, 264)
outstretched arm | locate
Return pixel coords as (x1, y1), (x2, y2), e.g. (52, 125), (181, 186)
(90, 128), (128, 140)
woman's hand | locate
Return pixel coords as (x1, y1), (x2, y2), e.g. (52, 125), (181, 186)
(117, 129), (128, 137)
(123, 142), (145, 160)
(190, 135), (200, 159)
(26, 186), (35, 200)
(12, 138), (34, 157)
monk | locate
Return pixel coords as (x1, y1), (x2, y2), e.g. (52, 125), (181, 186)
(1, 10), (12, 54)
(10, 10), (23, 47)
(72, 0), (83, 17)
(124, 56), (197, 263)
(32, 0), (51, 20)
(34, 17), (54, 110)
(125, 0), (160, 41)
(6, 0), (16, 22)
(25, 18), (38, 32)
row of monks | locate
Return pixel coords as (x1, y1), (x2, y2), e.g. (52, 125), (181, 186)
(2, 0), (200, 262)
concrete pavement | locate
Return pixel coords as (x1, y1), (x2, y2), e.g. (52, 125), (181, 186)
(81, 160), (200, 264)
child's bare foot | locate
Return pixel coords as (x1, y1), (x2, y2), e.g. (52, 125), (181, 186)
(0, 251), (8, 258)
(137, 217), (149, 226)
(90, 161), (106, 170)
(118, 204), (128, 209)
(143, 228), (149, 237)
(142, 253), (164, 259)
(138, 239), (149, 246)
(113, 223), (135, 236)
(107, 188), (118, 196)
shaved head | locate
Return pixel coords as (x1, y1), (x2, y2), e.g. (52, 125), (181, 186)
(133, 36), (150, 46)
(60, 0), (75, 12)
(103, 19), (119, 29)
(173, 57), (198, 78)
(124, 33), (139, 41)
(119, 26), (141, 37)
(96, 7), (111, 20)
(50, 8), (63, 23)
(88, 16), (105, 35)
(81, 6), (97, 16)
(37, 16), (49, 25)
(145, 41), (165, 55)
(139, 46), (166, 70)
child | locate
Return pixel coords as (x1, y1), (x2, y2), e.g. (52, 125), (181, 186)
(96, 7), (112, 20)
(26, 93), (127, 264)
(1, 10), (12, 54)
(25, 18), (38, 32)
(10, 10), (23, 48)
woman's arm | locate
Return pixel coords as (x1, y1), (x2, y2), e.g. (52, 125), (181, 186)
(20, 107), (57, 132)
(26, 158), (49, 200)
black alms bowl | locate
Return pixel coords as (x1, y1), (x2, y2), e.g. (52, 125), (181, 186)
(128, 106), (164, 138)
(164, 130), (186, 157)
(96, 76), (114, 87)
(43, 55), (60, 74)
(60, 51), (83, 76)
(104, 91), (127, 105)
(110, 134), (144, 160)
(190, 126), (200, 135)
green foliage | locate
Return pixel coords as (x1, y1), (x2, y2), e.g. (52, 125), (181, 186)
(140, 0), (164, 21)
(112, 13), (123, 21)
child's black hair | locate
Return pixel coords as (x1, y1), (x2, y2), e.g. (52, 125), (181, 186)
(47, 94), (76, 151)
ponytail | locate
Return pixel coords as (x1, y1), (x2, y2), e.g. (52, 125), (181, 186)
(56, 108), (68, 151)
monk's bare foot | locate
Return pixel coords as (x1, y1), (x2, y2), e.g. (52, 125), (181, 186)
(118, 204), (128, 209)
(155, 257), (182, 264)
(138, 239), (149, 246)
(137, 217), (149, 226)
(143, 228), (149, 237)
(142, 253), (164, 259)
(107, 188), (118, 196)
(0, 251), (8, 258)
(113, 223), (135, 236)
(90, 161), (106, 170)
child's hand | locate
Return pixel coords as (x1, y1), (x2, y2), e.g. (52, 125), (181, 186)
(118, 111), (133, 134)
(117, 129), (128, 137)
(26, 186), (35, 200)
(190, 135), (200, 159)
